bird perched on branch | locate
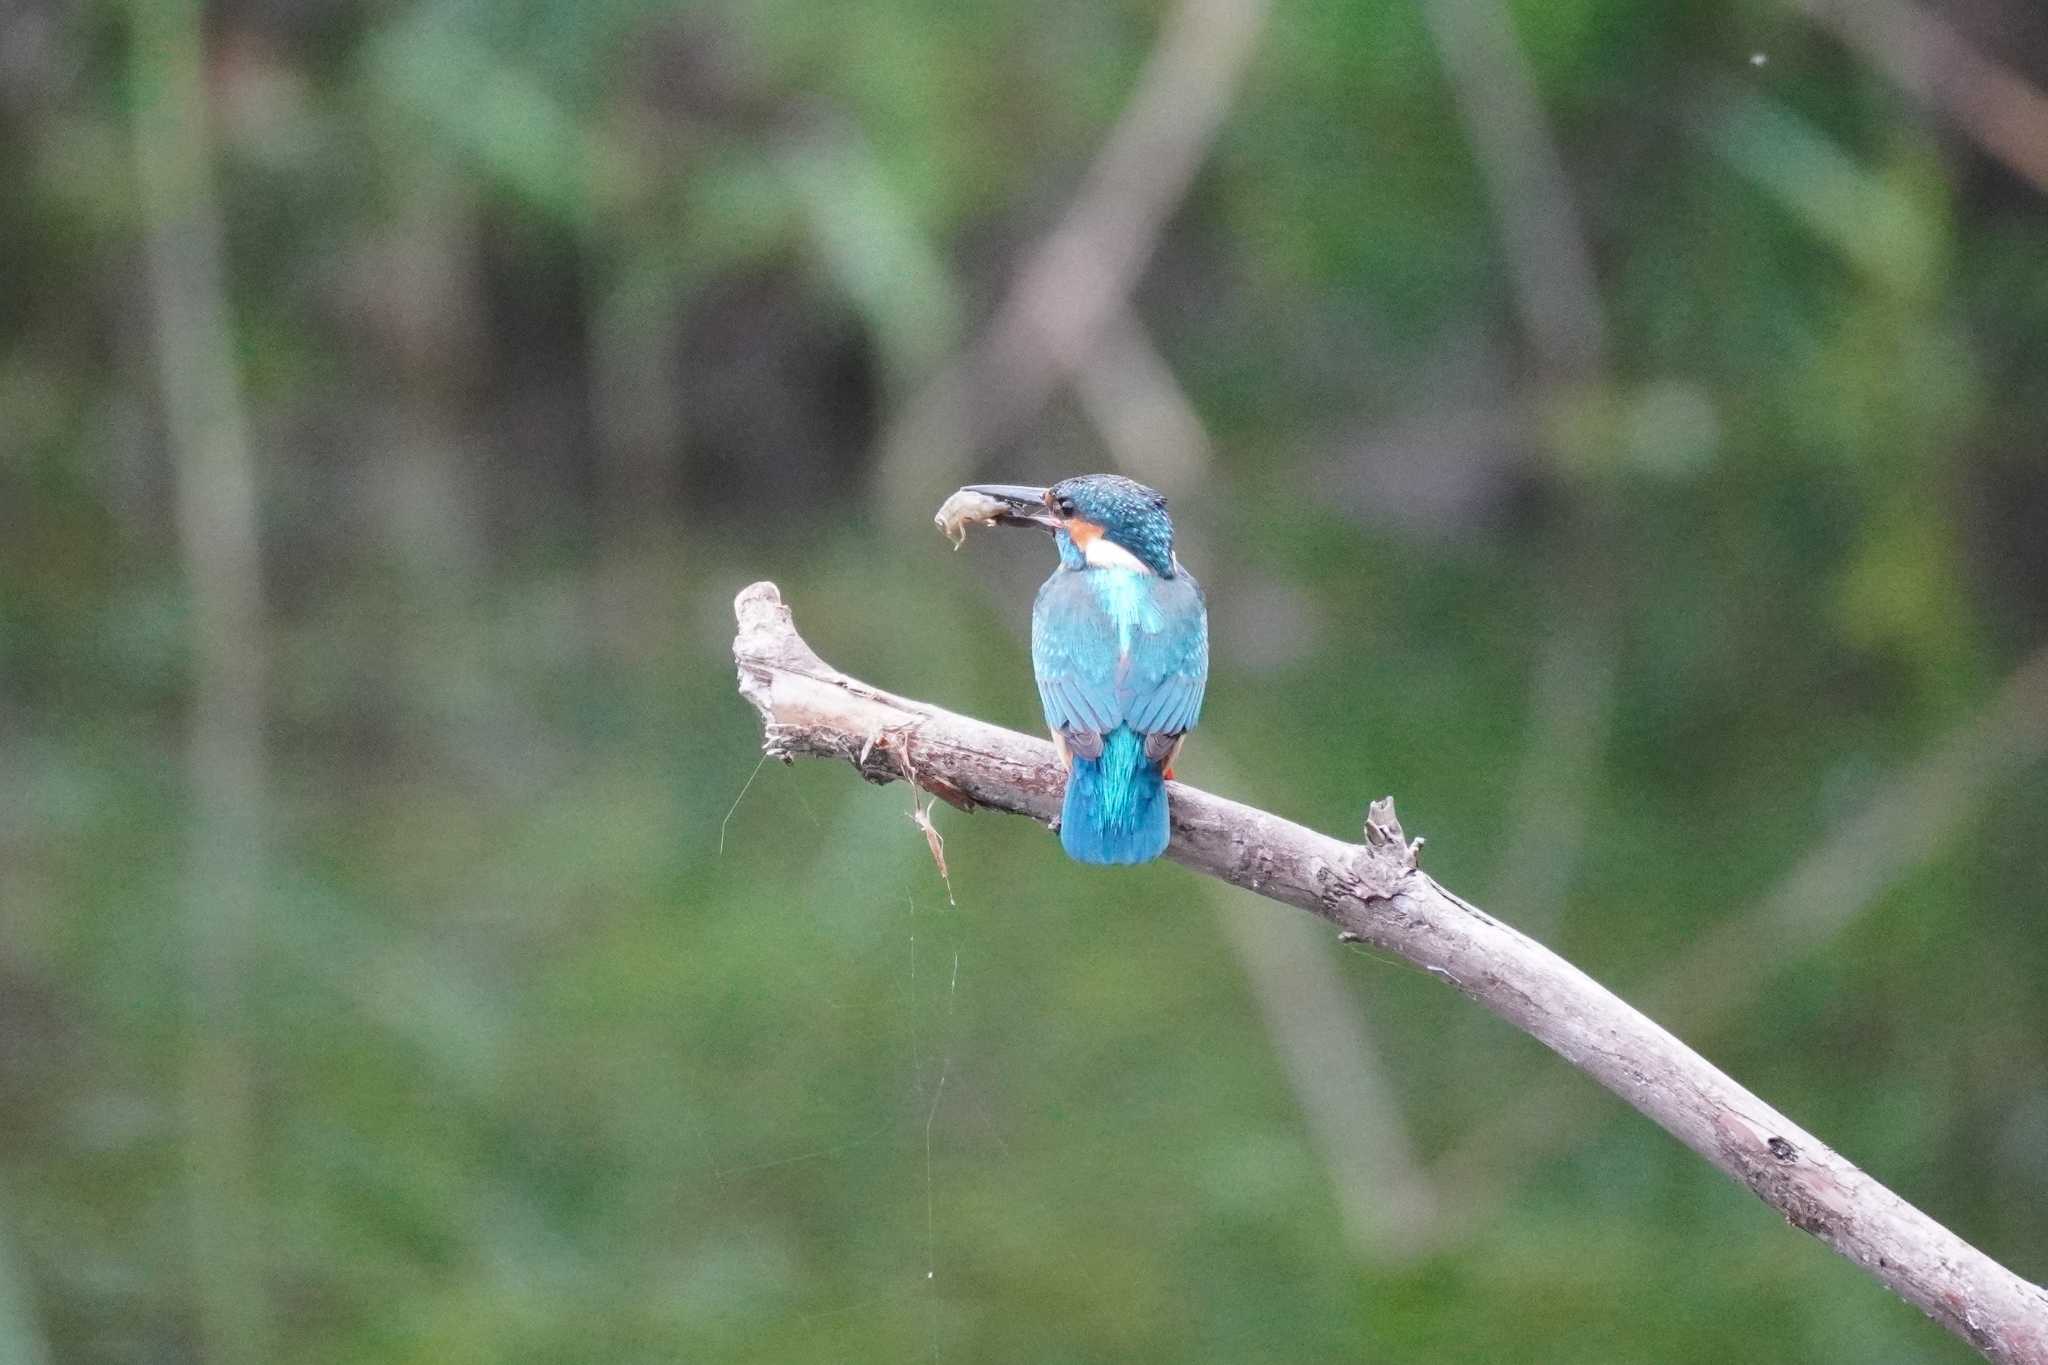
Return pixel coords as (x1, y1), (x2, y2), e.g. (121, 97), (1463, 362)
(938, 475), (1208, 864)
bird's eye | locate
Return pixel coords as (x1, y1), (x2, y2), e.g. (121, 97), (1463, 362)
(1054, 495), (1076, 517)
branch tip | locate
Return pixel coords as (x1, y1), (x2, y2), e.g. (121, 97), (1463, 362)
(1364, 796), (1404, 848)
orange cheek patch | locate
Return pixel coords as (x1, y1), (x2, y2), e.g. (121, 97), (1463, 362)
(1064, 518), (1104, 548)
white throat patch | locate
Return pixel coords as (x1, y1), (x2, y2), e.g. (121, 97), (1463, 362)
(1082, 535), (1154, 574)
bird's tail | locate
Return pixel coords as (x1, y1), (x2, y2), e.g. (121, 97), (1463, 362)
(1060, 726), (1170, 865)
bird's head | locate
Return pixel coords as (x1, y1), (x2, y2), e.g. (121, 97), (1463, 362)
(958, 474), (1178, 577)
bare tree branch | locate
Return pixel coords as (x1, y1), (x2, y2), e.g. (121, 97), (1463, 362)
(733, 580), (2048, 1365)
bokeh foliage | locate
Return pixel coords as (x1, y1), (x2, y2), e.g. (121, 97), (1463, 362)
(4, 0), (2048, 1359)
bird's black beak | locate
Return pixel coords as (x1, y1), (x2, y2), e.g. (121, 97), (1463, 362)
(959, 484), (1059, 532)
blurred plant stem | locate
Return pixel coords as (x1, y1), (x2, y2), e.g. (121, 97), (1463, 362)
(367, 153), (566, 791)
(0, 1185), (51, 1365)
(1418, 0), (1606, 377)
(1212, 845), (1439, 1264)
(1487, 517), (1620, 937)
(127, 3), (273, 1362)
(873, 0), (1270, 507)
(1421, 0), (1618, 937)
(1803, 0), (2048, 193)
(589, 197), (685, 539)
(1071, 310), (1215, 495)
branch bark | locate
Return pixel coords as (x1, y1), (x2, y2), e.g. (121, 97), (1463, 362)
(732, 580), (2048, 1364)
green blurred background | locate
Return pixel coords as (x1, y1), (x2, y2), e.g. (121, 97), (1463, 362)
(7, 0), (2048, 1359)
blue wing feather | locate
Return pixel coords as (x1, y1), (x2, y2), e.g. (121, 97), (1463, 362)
(1127, 670), (1204, 735)
(1030, 567), (1207, 742)
(1034, 641), (1119, 735)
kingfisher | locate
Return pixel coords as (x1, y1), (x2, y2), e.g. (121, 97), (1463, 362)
(951, 475), (1208, 865)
